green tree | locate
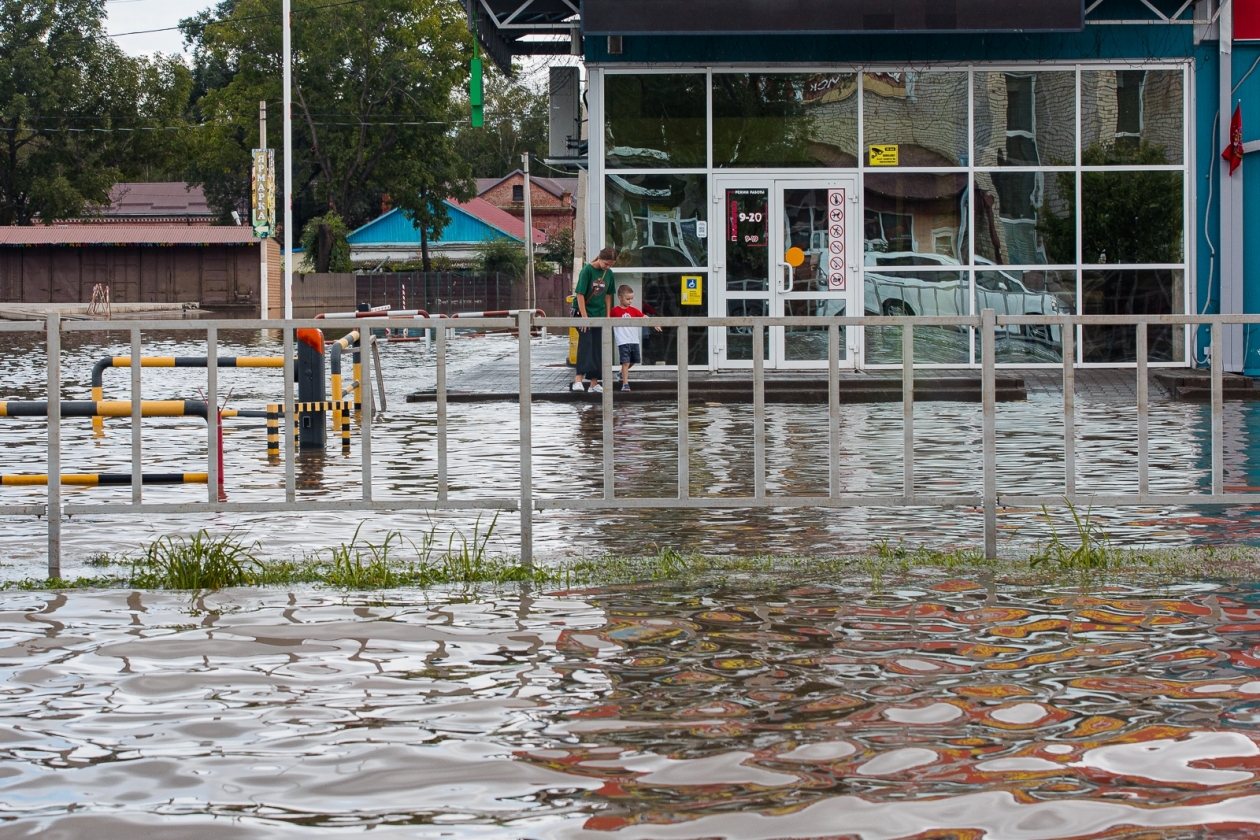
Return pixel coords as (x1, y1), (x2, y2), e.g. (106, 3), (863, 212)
(0, 0), (193, 225)
(453, 65), (548, 178)
(476, 237), (526, 277)
(539, 226), (573, 275)
(180, 0), (474, 240)
(298, 210), (351, 272)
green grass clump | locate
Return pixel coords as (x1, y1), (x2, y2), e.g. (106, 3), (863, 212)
(130, 529), (261, 590)
(1029, 501), (1113, 571)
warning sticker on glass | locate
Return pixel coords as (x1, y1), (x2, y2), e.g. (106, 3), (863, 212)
(826, 188), (846, 291)
(868, 145), (899, 166)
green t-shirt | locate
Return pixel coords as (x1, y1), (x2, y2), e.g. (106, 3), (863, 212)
(575, 263), (612, 318)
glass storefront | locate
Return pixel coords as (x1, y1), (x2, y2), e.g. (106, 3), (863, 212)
(598, 64), (1190, 367)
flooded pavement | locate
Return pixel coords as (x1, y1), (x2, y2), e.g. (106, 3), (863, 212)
(0, 328), (1259, 579)
(6, 579), (1260, 838)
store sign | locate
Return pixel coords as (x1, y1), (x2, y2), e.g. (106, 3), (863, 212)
(869, 145), (899, 166)
(251, 149), (276, 238)
(826, 188), (846, 291)
(681, 276), (703, 306)
(728, 189), (768, 247)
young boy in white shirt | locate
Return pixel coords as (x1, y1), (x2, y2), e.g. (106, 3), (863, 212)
(610, 285), (661, 391)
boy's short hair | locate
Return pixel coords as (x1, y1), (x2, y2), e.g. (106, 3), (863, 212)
(617, 285), (634, 296)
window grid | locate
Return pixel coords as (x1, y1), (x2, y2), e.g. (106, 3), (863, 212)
(596, 62), (1191, 367)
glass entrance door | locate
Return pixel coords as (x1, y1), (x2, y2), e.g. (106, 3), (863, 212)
(715, 177), (859, 369)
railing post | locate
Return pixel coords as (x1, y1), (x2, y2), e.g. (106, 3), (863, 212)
(283, 327), (295, 502)
(981, 308), (997, 559)
(207, 324), (219, 503)
(752, 319), (765, 499)
(602, 319), (614, 501)
(677, 322), (689, 500)
(518, 310), (533, 566)
(46, 313), (61, 580)
(828, 323), (840, 498)
(131, 327), (142, 505)
(436, 320), (447, 500)
(1136, 321), (1148, 499)
(1212, 321), (1223, 496)
(1062, 318), (1075, 499)
(902, 322), (914, 501)
(361, 323), (373, 502)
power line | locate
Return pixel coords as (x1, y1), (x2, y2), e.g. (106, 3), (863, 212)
(88, 0), (367, 41)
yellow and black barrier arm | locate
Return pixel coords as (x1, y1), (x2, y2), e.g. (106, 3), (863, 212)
(1, 400), (209, 420)
(90, 356), (284, 433)
(1, 473), (207, 487)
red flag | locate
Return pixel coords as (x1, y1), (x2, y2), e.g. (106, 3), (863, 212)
(1224, 104), (1244, 176)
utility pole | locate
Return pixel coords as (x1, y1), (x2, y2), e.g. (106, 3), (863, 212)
(282, 0), (293, 319)
(522, 154), (535, 310)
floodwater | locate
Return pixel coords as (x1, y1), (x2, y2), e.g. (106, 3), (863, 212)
(6, 579), (1260, 837)
(2, 329), (1260, 578)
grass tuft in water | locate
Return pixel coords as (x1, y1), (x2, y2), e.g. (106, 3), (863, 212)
(129, 529), (261, 590)
(1029, 500), (1114, 571)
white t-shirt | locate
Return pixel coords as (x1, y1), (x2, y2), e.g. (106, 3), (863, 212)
(610, 305), (644, 347)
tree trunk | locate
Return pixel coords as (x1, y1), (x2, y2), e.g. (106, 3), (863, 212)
(420, 222), (431, 272)
(316, 223), (333, 273)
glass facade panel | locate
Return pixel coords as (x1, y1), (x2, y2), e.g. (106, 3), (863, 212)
(712, 73), (859, 168)
(726, 298), (770, 361)
(974, 170), (1075, 266)
(605, 74), (707, 168)
(863, 72), (969, 166)
(784, 298), (846, 361)
(726, 187), (770, 291)
(864, 173), (969, 263)
(1081, 69), (1184, 165)
(864, 270), (970, 364)
(973, 71), (1076, 166)
(1081, 171), (1183, 264)
(617, 272), (709, 366)
(606, 174), (708, 269)
(975, 270), (1076, 364)
(1082, 269), (1184, 363)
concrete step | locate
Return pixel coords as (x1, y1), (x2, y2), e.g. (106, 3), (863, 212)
(1153, 370), (1259, 402)
(407, 376), (1026, 404)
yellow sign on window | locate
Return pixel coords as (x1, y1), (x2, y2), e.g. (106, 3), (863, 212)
(868, 145), (899, 166)
(681, 275), (703, 306)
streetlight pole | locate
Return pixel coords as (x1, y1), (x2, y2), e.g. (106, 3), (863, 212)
(282, 0), (293, 319)
(522, 154), (535, 310)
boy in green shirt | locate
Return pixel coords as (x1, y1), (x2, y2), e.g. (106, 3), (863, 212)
(572, 247), (616, 393)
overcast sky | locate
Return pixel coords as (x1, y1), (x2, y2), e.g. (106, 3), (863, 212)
(104, 0), (207, 57)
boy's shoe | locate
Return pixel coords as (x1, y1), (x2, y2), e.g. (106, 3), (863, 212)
(621, 383), (630, 391)
(590, 384), (604, 394)
(571, 382), (585, 392)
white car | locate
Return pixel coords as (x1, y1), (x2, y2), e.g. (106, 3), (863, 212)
(861, 251), (1069, 343)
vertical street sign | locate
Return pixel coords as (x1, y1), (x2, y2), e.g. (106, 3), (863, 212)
(252, 149), (276, 239)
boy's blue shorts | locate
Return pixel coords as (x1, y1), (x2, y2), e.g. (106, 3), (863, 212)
(618, 344), (641, 365)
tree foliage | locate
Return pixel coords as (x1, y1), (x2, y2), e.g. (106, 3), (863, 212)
(299, 211), (352, 273)
(476, 237), (526, 277)
(179, 0), (475, 240)
(0, 0), (193, 225)
(540, 226), (574, 274)
(453, 65), (548, 178)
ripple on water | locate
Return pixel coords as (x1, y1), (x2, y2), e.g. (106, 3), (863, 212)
(3, 579), (1260, 837)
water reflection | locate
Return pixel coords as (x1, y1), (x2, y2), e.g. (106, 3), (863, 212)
(5, 581), (1260, 837)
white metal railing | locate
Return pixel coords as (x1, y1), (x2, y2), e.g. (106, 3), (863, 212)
(0, 310), (1248, 579)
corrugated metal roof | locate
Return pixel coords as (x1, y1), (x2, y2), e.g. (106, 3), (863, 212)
(0, 226), (260, 246)
(105, 182), (212, 217)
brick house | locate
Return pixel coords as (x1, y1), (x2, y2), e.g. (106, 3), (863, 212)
(476, 171), (576, 238)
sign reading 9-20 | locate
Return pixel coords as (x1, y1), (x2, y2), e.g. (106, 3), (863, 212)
(728, 189), (768, 248)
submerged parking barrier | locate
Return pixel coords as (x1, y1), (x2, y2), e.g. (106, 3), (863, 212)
(329, 330), (360, 421)
(1, 473), (207, 486)
(265, 401), (352, 457)
(1, 399), (209, 420)
(90, 355), (284, 433)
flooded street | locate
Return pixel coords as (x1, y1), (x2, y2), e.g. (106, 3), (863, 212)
(5, 579), (1260, 837)
(1, 328), (1258, 579)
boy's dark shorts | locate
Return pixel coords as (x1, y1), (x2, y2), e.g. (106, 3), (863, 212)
(618, 344), (641, 365)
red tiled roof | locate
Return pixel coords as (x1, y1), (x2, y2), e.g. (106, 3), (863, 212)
(0, 225), (261, 246)
(450, 197), (547, 245)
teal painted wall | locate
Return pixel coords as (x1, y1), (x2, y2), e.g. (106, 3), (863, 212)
(347, 206), (516, 245)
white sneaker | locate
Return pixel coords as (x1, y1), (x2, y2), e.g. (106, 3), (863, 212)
(589, 384), (603, 394)
(571, 382), (585, 392)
